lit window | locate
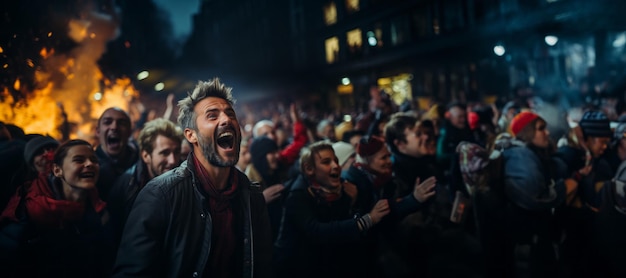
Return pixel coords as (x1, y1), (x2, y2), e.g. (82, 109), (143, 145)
(347, 28), (362, 52)
(323, 2), (337, 26)
(325, 36), (340, 64)
(346, 0), (359, 14)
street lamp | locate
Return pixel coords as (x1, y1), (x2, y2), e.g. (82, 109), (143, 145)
(544, 35), (558, 46)
(493, 44), (506, 56)
(137, 70), (149, 80)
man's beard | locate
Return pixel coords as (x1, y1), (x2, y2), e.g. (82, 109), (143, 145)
(197, 130), (239, 167)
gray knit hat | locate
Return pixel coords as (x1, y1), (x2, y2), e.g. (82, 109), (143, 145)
(24, 135), (59, 164)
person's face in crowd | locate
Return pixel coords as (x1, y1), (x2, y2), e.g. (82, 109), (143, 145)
(142, 135), (181, 179)
(398, 124), (431, 158)
(348, 134), (362, 148)
(96, 108), (131, 158)
(190, 97), (241, 167)
(448, 107), (467, 129)
(33, 147), (56, 174)
(53, 145), (100, 191)
(319, 124), (336, 141)
(586, 136), (610, 158)
(266, 150), (280, 170)
(256, 124), (276, 141)
(237, 143), (251, 170)
(367, 146), (392, 176)
(180, 140), (191, 162)
(306, 149), (341, 189)
(531, 120), (551, 148)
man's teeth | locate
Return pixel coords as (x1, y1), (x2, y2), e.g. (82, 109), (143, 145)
(219, 132), (233, 138)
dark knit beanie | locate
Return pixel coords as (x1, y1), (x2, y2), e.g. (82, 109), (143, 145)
(579, 110), (612, 138)
(250, 136), (279, 180)
(357, 136), (386, 157)
(24, 135), (59, 164)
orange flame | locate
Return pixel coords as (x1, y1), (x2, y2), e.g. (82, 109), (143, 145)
(0, 13), (139, 141)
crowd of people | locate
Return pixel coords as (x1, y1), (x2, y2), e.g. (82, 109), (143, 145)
(0, 77), (625, 278)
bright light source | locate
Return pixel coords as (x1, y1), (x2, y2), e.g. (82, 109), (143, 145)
(343, 114), (352, 122)
(613, 33), (626, 48)
(154, 82), (165, 91)
(493, 44), (506, 56)
(137, 70), (149, 80)
(367, 31), (377, 46)
(368, 37), (377, 46)
(94, 92), (103, 101)
(544, 35), (558, 46)
(341, 77), (350, 85)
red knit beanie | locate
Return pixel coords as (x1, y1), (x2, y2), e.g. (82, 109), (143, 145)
(510, 111), (538, 136)
(357, 136), (386, 157)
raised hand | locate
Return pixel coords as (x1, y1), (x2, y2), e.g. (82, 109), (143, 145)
(369, 199), (390, 224)
(263, 184), (285, 204)
(413, 176), (437, 203)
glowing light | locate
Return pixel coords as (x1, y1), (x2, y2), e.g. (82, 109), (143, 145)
(367, 31), (377, 46)
(341, 77), (350, 85)
(0, 46), (3, 53)
(613, 33), (626, 48)
(155, 82), (165, 91)
(48, 32), (52, 37)
(13, 79), (20, 91)
(544, 35), (558, 46)
(137, 70), (149, 80)
(493, 44), (506, 56)
(343, 114), (352, 122)
(94, 92), (103, 101)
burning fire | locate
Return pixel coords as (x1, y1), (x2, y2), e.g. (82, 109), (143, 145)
(0, 6), (138, 141)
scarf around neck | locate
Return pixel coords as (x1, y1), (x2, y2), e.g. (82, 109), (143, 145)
(353, 162), (392, 190)
(192, 153), (239, 278)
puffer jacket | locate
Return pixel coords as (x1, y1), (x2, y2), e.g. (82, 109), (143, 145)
(112, 159), (273, 278)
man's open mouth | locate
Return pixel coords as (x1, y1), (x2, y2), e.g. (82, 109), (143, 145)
(217, 131), (235, 149)
(107, 134), (121, 148)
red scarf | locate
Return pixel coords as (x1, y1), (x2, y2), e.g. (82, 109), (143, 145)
(0, 174), (106, 229)
(192, 154), (238, 278)
(353, 162), (392, 190)
(308, 180), (342, 202)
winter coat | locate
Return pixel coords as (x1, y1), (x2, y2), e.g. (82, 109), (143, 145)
(0, 174), (114, 278)
(112, 159), (273, 278)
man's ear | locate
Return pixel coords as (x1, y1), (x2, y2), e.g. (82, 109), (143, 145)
(141, 150), (151, 164)
(184, 128), (197, 144)
(53, 164), (63, 178)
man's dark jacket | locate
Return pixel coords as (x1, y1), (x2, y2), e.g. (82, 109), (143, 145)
(112, 159), (274, 278)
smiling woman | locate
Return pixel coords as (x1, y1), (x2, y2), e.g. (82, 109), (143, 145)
(0, 139), (115, 277)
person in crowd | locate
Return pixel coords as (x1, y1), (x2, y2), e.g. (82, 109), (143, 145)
(245, 136), (286, 240)
(341, 136), (437, 276)
(252, 103), (308, 167)
(503, 111), (566, 278)
(274, 141), (390, 278)
(108, 118), (183, 240)
(95, 107), (139, 201)
(332, 141), (356, 171)
(556, 110), (613, 278)
(180, 139), (192, 162)
(497, 101), (522, 132)
(316, 119), (336, 142)
(601, 120), (626, 174)
(591, 160), (626, 278)
(236, 136), (252, 172)
(0, 122), (26, 211)
(384, 112), (442, 196)
(342, 129), (365, 148)
(436, 102), (473, 172)
(0, 139), (114, 277)
(113, 78), (273, 278)
(23, 135), (60, 179)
